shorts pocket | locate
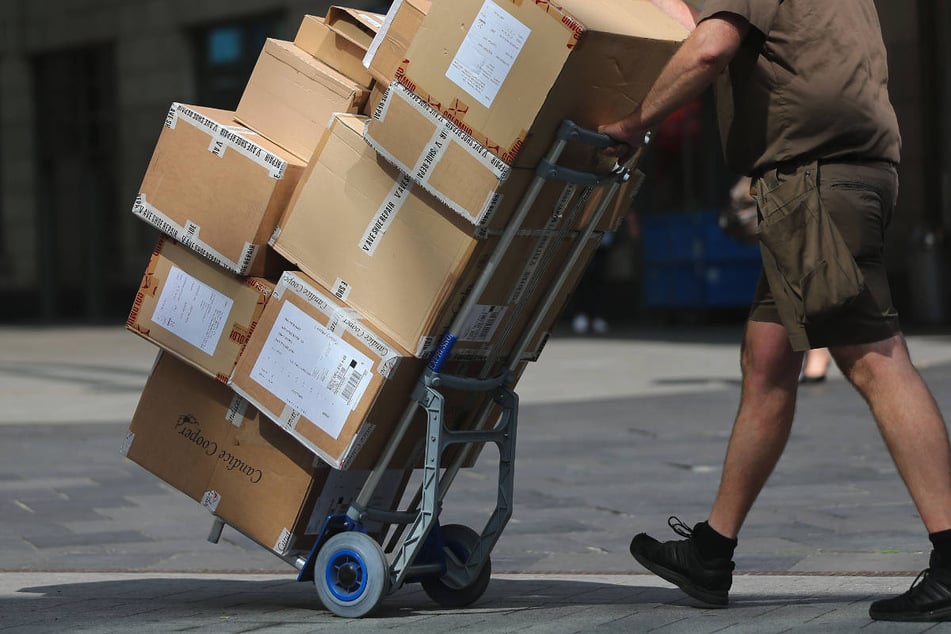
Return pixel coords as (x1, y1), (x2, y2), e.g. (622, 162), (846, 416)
(755, 162), (864, 321)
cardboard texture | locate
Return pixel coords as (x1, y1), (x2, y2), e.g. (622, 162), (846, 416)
(293, 15), (374, 88)
(366, 84), (629, 228)
(272, 114), (607, 360)
(132, 103), (305, 276)
(230, 271), (424, 470)
(124, 352), (323, 555)
(366, 0), (684, 219)
(126, 237), (273, 383)
(324, 6), (385, 51)
(363, 0), (431, 85)
(235, 38), (369, 162)
(394, 0), (686, 167)
(360, 81), (387, 117)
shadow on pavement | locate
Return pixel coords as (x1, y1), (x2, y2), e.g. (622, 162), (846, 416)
(2, 575), (880, 629)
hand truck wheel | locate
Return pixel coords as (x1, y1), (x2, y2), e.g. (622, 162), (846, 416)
(314, 531), (390, 618)
(421, 524), (492, 608)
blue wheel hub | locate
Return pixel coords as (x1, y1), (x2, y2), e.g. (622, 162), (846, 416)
(325, 548), (367, 601)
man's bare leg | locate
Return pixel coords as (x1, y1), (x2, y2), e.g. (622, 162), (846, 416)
(707, 320), (803, 539)
(831, 334), (951, 533)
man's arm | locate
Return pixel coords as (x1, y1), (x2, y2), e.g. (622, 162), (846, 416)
(650, 0), (701, 31)
(599, 12), (748, 159)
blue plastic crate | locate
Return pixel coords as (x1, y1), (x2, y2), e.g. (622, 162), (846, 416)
(643, 262), (705, 307)
(704, 262), (762, 307)
(640, 211), (705, 264)
(702, 212), (762, 264)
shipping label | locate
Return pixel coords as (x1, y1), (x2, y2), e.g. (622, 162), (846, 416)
(151, 266), (234, 357)
(249, 300), (374, 440)
(280, 274), (398, 370)
(446, 0), (531, 109)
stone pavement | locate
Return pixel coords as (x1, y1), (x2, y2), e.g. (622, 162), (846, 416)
(2, 324), (951, 632)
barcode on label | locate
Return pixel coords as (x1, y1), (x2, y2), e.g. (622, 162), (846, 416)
(342, 364), (366, 404)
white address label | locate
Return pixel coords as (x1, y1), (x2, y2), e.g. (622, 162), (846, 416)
(151, 266), (233, 357)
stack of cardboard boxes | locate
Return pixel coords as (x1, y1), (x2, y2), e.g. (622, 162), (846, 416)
(123, 1), (687, 559)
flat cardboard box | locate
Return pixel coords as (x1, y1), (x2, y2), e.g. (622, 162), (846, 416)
(230, 271), (424, 470)
(366, 0), (685, 220)
(123, 352), (323, 555)
(235, 38), (369, 162)
(126, 237), (273, 382)
(293, 15), (374, 88)
(272, 113), (607, 359)
(363, 0), (431, 85)
(133, 103), (305, 276)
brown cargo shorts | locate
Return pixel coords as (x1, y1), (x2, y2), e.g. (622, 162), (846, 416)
(749, 160), (902, 350)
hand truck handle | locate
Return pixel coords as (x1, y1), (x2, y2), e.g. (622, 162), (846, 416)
(556, 119), (616, 148)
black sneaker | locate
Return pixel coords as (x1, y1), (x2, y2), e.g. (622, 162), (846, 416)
(869, 552), (951, 621)
(629, 517), (734, 607)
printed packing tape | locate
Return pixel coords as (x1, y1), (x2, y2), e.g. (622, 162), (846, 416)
(165, 103), (289, 180)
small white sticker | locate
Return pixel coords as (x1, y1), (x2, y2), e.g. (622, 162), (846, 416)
(201, 490), (222, 512)
(273, 527), (294, 554)
(331, 278), (351, 302)
(120, 431), (135, 456)
(226, 394), (249, 427)
(459, 304), (507, 343)
(446, 0), (531, 108)
(249, 301), (374, 439)
(151, 266), (234, 357)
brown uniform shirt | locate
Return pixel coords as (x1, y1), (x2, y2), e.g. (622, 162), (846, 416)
(698, 0), (902, 175)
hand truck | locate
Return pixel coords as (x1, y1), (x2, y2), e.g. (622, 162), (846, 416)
(210, 120), (649, 618)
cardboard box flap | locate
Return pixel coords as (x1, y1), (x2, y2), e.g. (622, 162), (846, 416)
(264, 39), (366, 100)
(325, 6), (385, 50)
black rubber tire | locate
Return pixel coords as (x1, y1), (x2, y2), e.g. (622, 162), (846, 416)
(421, 524), (492, 608)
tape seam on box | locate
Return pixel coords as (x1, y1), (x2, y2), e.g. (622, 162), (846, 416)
(366, 82), (512, 225)
(358, 171), (414, 256)
(167, 103), (287, 179)
(362, 0), (402, 68)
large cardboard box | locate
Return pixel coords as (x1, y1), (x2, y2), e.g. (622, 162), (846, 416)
(132, 103), (305, 276)
(126, 237), (273, 383)
(235, 38), (369, 162)
(230, 271), (424, 470)
(294, 8), (385, 88)
(366, 0), (685, 221)
(363, 0), (431, 85)
(123, 352), (323, 556)
(271, 113), (607, 359)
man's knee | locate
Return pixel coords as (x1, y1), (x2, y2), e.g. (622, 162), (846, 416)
(741, 321), (801, 386)
(831, 334), (910, 393)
